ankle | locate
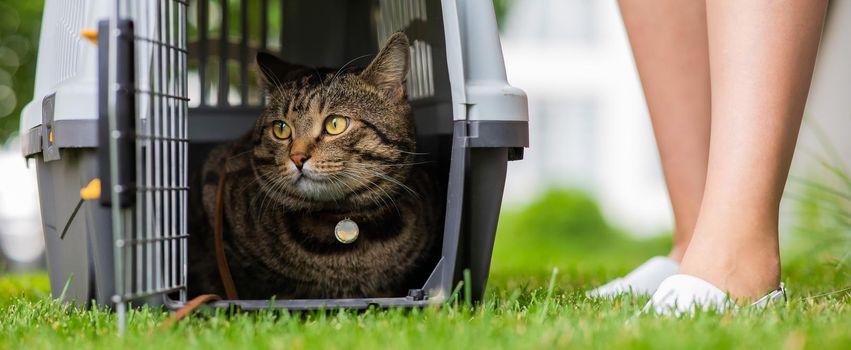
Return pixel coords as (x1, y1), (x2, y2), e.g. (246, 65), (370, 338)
(669, 224), (696, 264)
(668, 245), (688, 263)
(679, 241), (781, 302)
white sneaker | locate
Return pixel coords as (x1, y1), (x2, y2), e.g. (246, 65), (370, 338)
(644, 274), (788, 315)
(587, 256), (679, 297)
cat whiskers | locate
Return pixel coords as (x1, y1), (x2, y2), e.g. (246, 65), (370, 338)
(260, 62), (290, 97)
(227, 149), (253, 161)
(312, 68), (326, 87)
(340, 160), (434, 168)
(253, 167), (302, 215)
(253, 170), (284, 215)
(340, 166), (411, 214)
(334, 170), (390, 208)
(247, 158), (414, 215)
(345, 164), (421, 200)
(330, 54), (373, 85)
(311, 171), (350, 207)
(325, 173), (360, 207)
(336, 168), (402, 216)
(383, 148), (430, 156)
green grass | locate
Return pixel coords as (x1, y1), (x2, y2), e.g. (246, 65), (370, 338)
(1, 190), (849, 349)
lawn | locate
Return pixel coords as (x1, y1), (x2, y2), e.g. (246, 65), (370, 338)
(1, 190), (849, 349)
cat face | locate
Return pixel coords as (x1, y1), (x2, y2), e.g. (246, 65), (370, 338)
(251, 33), (416, 210)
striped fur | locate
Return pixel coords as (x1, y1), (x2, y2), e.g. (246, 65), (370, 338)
(188, 33), (442, 299)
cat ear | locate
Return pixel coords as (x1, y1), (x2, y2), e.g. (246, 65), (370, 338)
(360, 32), (410, 101)
(256, 52), (308, 89)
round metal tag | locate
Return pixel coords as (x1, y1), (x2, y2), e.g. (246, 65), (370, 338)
(334, 218), (359, 244)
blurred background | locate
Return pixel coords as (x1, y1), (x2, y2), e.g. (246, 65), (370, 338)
(0, 0), (848, 279)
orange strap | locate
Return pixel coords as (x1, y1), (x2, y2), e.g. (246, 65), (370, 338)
(214, 167), (240, 300)
(160, 294), (221, 329)
(163, 164), (241, 328)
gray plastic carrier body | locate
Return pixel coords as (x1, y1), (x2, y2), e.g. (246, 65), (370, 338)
(22, 0), (528, 331)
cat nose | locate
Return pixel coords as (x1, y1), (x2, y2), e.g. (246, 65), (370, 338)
(290, 152), (310, 170)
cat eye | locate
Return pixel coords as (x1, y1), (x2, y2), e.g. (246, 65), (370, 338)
(272, 120), (292, 139)
(324, 115), (350, 135)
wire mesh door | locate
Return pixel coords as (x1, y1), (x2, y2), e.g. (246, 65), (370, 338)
(107, 0), (189, 332)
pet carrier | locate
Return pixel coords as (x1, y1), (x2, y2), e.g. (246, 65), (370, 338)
(22, 0), (528, 330)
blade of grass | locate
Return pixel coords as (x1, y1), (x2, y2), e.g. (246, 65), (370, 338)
(450, 280), (464, 306)
(790, 176), (851, 202)
(803, 117), (850, 175)
(463, 269), (472, 308)
(538, 267), (558, 322)
(58, 273), (73, 302)
(784, 193), (851, 222)
(818, 160), (851, 190)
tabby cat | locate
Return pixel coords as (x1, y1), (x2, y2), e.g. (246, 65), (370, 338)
(187, 33), (441, 300)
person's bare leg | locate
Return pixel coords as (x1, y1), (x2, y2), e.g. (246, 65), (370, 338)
(680, 0), (827, 301)
(619, 0), (711, 262)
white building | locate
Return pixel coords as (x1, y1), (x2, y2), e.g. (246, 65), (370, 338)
(0, 138), (44, 269)
(500, 0), (671, 236)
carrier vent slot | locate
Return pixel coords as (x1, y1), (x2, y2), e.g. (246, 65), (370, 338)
(186, 0), (435, 109)
(376, 0), (434, 100)
(407, 40), (435, 100)
(42, 0), (87, 90)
